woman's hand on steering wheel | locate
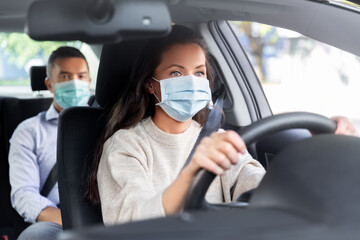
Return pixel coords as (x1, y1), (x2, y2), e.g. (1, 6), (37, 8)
(186, 130), (247, 176)
(183, 112), (338, 211)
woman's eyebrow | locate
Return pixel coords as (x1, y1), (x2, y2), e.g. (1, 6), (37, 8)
(166, 64), (185, 69)
(165, 64), (206, 69)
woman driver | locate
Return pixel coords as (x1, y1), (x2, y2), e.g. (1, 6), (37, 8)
(87, 25), (357, 224)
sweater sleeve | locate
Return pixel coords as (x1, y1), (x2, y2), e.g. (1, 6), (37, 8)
(97, 131), (165, 225)
(226, 152), (266, 202)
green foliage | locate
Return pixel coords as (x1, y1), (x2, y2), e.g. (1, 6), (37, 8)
(0, 33), (82, 68)
(234, 22), (280, 82)
(0, 79), (30, 86)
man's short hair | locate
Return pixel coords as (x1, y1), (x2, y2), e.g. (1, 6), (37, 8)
(47, 46), (88, 78)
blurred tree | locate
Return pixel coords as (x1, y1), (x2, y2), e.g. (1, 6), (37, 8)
(0, 33), (81, 68)
(233, 22), (283, 82)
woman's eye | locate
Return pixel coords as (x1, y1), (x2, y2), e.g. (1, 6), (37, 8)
(171, 71), (182, 77)
(195, 71), (205, 77)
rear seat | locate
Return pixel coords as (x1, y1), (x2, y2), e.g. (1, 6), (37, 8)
(0, 66), (52, 240)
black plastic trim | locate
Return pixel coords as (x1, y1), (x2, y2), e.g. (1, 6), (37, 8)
(208, 21), (259, 122)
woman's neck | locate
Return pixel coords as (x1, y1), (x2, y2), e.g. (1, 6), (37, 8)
(152, 107), (192, 134)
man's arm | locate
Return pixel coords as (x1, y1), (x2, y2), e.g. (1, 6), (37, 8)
(9, 120), (59, 224)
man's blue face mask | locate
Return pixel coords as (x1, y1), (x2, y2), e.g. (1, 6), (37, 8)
(55, 79), (91, 109)
(152, 75), (212, 122)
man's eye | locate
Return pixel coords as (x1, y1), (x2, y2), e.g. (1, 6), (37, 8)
(171, 71), (181, 77)
(61, 75), (70, 80)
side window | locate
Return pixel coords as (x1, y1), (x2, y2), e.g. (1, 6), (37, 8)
(0, 33), (99, 97)
(230, 21), (360, 128)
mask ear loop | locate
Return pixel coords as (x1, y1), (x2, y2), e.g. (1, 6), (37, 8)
(152, 77), (160, 82)
(152, 77), (161, 104)
(153, 93), (161, 103)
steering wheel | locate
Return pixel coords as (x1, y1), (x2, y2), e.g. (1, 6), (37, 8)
(183, 112), (337, 211)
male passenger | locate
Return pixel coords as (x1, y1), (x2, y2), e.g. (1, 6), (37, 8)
(8, 46), (92, 240)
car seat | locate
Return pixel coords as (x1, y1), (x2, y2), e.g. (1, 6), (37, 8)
(30, 66), (48, 92)
(57, 39), (148, 230)
(0, 65), (52, 240)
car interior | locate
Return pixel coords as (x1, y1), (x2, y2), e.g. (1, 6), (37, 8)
(1, 0), (360, 239)
(0, 66), (52, 239)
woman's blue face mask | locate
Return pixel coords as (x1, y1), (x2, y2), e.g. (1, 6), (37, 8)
(152, 75), (212, 122)
(55, 79), (91, 109)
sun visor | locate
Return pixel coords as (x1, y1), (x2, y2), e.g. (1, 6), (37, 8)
(25, 0), (172, 43)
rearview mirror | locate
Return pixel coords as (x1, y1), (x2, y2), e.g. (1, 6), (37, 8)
(26, 0), (172, 43)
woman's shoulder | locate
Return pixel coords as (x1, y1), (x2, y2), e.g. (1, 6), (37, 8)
(102, 120), (151, 162)
(105, 117), (156, 149)
(107, 120), (147, 145)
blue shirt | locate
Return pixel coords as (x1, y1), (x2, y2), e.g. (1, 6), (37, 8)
(9, 103), (59, 223)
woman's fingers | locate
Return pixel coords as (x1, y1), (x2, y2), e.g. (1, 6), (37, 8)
(192, 149), (225, 175)
(207, 147), (232, 170)
(212, 130), (247, 154)
(215, 141), (239, 165)
(190, 130), (247, 175)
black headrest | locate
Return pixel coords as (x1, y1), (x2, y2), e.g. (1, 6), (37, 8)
(30, 66), (47, 91)
(95, 39), (148, 109)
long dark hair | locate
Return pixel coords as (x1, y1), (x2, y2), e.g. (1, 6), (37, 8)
(85, 25), (214, 205)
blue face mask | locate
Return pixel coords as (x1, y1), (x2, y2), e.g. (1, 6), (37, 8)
(55, 80), (91, 109)
(152, 75), (212, 122)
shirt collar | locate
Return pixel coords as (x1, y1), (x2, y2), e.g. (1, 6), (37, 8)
(45, 103), (59, 121)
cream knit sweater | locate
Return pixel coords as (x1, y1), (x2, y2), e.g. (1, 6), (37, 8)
(97, 117), (265, 225)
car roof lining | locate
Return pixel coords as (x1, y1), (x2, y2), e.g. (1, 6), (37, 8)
(168, 0), (360, 56)
(1, 0), (359, 55)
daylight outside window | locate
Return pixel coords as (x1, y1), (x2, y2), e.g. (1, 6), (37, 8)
(231, 21), (360, 128)
(0, 33), (99, 97)
(329, 0), (360, 11)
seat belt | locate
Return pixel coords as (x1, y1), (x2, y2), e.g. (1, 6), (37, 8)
(40, 164), (57, 197)
(182, 92), (225, 170)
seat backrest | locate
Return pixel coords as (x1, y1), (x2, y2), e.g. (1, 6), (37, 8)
(57, 39), (148, 230)
(0, 97), (53, 239)
(30, 66), (47, 91)
(57, 107), (105, 230)
(0, 65), (52, 240)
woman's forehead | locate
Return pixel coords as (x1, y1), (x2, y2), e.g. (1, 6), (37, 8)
(159, 43), (206, 68)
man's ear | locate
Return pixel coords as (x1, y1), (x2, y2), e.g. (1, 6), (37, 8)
(146, 80), (154, 94)
(45, 77), (54, 93)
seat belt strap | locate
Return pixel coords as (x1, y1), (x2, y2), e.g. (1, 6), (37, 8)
(40, 163), (57, 197)
(181, 93), (225, 171)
